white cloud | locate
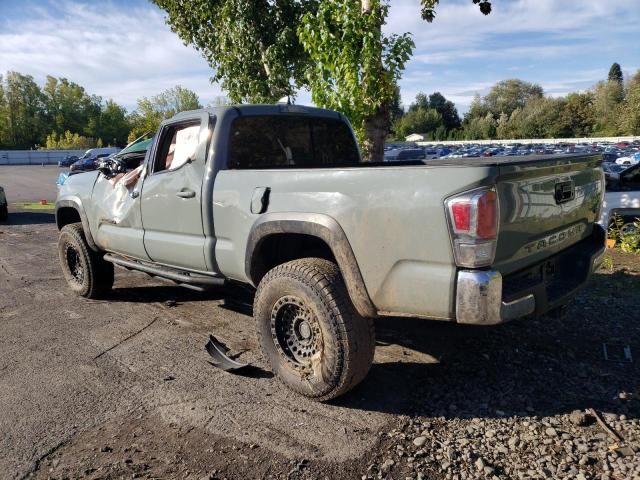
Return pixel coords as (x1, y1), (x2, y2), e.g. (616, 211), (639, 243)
(0, 1), (223, 110)
(385, 0), (640, 112)
(386, 0), (639, 49)
(1, 0), (638, 116)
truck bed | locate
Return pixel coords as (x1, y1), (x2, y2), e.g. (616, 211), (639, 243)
(422, 153), (601, 167)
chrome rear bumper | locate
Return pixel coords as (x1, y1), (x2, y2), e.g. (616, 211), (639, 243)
(455, 270), (535, 325)
(455, 225), (606, 325)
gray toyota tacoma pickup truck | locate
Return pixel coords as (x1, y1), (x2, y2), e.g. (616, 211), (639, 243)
(56, 105), (606, 400)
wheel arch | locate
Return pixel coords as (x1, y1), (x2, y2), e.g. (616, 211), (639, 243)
(56, 199), (98, 251)
(245, 213), (377, 318)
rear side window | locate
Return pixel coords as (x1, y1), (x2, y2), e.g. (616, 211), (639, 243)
(228, 115), (360, 169)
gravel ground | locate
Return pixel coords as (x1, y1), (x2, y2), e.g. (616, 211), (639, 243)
(362, 250), (640, 480)
(0, 207), (638, 479)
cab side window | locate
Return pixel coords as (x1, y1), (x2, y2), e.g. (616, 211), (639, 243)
(153, 122), (200, 173)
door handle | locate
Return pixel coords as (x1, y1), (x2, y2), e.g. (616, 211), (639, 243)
(176, 189), (196, 199)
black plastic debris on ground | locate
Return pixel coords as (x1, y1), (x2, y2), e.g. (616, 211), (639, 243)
(204, 335), (274, 379)
(205, 334), (250, 372)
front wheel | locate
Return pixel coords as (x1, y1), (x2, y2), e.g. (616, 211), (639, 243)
(254, 258), (375, 401)
(58, 223), (114, 298)
(0, 205), (7, 222)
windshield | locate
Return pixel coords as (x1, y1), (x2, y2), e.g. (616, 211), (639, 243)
(80, 150), (92, 160)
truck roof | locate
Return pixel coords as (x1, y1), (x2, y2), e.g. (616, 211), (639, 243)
(170, 104), (344, 121)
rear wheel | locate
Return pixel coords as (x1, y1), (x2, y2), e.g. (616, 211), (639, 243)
(254, 258), (375, 401)
(0, 204), (7, 222)
(58, 223), (113, 298)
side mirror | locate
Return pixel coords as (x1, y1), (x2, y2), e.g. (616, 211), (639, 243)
(97, 158), (126, 178)
(97, 160), (114, 178)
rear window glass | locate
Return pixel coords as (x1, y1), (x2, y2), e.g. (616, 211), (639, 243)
(228, 115), (360, 169)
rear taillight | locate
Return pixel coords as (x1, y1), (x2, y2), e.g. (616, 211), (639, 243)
(446, 187), (499, 268)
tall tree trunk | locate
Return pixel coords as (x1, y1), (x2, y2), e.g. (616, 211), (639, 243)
(360, 0), (387, 162)
(361, 102), (389, 162)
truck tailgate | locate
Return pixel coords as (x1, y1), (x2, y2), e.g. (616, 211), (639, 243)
(493, 154), (603, 275)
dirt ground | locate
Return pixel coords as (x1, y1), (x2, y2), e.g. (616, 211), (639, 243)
(0, 177), (638, 479)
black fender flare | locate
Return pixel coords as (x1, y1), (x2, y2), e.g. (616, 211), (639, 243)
(55, 199), (99, 251)
(245, 212), (377, 318)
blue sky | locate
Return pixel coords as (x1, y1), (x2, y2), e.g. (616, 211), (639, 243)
(0, 0), (638, 114)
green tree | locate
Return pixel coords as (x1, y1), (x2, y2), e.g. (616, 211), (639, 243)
(464, 112), (495, 140)
(98, 100), (130, 146)
(3, 72), (46, 149)
(559, 92), (595, 138)
(392, 91), (458, 139)
(495, 112), (510, 139)
(153, 0), (492, 160)
(128, 85), (202, 141)
(482, 79), (544, 118)
(428, 92), (460, 130)
(408, 92), (430, 112)
(298, 0), (414, 158)
(153, 85), (202, 116)
(620, 70), (640, 135)
(389, 84), (404, 124)
(45, 130), (96, 150)
(0, 75), (9, 148)
(207, 95), (234, 108)
(153, 0), (312, 103)
(463, 94), (490, 124)
(592, 80), (624, 135)
(608, 62), (623, 83)
(43, 76), (100, 138)
(392, 107), (443, 139)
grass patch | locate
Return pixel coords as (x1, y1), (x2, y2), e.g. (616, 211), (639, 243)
(11, 202), (56, 210)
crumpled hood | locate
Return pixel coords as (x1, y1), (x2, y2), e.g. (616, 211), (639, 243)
(57, 171), (99, 201)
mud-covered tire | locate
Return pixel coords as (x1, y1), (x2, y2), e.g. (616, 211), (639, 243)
(254, 258), (375, 401)
(58, 223), (114, 298)
(0, 205), (7, 222)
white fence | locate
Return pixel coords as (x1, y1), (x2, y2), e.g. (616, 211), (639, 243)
(411, 136), (640, 146)
(0, 150), (85, 165)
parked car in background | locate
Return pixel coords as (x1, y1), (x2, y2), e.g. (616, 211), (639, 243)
(70, 158), (97, 172)
(78, 147), (120, 160)
(600, 162), (640, 234)
(384, 147), (427, 161)
(602, 151), (622, 163)
(602, 163), (629, 186)
(0, 186), (7, 221)
(58, 155), (79, 167)
(616, 155), (639, 166)
(70, 153), (112, 172)
(67, 147), (121, 170)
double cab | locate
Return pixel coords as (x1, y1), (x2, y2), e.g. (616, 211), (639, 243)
(56, 105), (606, 400)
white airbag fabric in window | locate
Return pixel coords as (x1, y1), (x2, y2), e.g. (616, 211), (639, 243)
(170, 125), (200, 170)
